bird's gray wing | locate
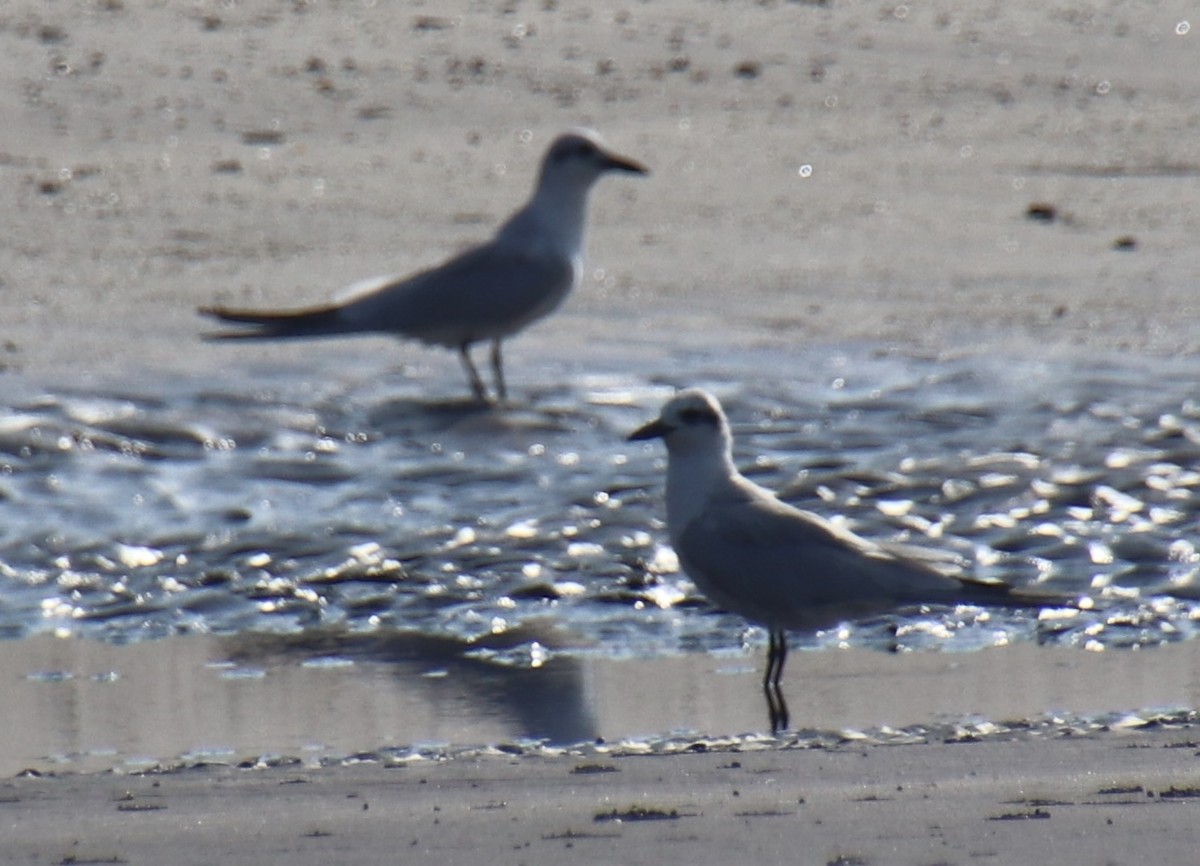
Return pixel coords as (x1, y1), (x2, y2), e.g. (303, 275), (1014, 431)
(874, 538), (966, 577)
(676, 486), (970, 628)
(338, 243), (576, 345)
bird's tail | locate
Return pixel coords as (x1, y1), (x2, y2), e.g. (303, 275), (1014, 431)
(198, 304), (352, 340)
(953, 576), (1085, 611)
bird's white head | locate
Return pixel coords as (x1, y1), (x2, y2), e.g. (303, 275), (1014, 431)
(628, 389), (739, 535)
(537, 130), (649, 191)
(627, 388), (733, 459)
(500, 130), (647, 257)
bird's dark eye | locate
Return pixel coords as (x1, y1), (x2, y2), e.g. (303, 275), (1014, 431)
(553, 139), (595, 163)
(679, 406), (717, 426)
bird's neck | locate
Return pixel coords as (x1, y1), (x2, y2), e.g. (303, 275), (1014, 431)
(664, 443), (738, 540)
(498, 179), (591, 259)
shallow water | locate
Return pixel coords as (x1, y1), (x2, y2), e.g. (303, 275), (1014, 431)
(2, 342), (1198, 667)
(6, 631), (1200, 775)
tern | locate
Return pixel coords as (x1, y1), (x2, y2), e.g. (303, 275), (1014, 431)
(199, 130), (648, 401)
(628, 388), (1075, 731)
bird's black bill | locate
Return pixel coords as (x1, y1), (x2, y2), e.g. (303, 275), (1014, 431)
(605, 154), (650, 175)
(627, 418), (672, 441)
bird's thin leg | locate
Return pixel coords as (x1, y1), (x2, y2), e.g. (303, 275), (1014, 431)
(763, 632), (778, 690)
(763, 629), (790, 733)
(490, 338), (507, 402)
(886, 620), (900, 654)
(766, 684), (790, 734)
(458, 343), (489, 402)
(763, 629), (788, 688)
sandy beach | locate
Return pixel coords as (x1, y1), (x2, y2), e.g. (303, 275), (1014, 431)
(2, 0), (1198, 385)
(7, 725), (1200, 866)
(3, 0), (1200, 862)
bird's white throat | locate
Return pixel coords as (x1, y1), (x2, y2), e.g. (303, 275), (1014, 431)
(663, 438), (739, 542)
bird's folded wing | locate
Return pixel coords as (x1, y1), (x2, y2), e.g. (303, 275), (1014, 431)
(678, 492), (966, 614)
(339, 244), (575, 340)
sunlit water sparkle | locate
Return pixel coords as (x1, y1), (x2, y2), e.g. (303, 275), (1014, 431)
(2, 344), (1199, 663)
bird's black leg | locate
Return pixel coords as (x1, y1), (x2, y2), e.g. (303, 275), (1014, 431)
(762, 628), (789, 689)
(459, 343), (489, 402)
(763, 629), (790, 733)
(490, 338), (507, 402)
(886, 620), (900, 654)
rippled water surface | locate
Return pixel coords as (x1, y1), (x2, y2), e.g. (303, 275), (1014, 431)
(3, 345), (1199, 662)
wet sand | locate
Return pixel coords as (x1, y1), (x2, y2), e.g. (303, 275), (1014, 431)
(2, 0), (1198, 386)
(7, 727), (1200, 866)
(3, 0), (1200, 863)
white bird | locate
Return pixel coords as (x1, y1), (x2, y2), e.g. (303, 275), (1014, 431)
(199, 130), (648, 402)
(628, 388), (1073, 729)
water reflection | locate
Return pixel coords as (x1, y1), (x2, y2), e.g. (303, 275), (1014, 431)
(7, 630), (1200, 775)
(1, 630), (598, 776)
(222, 627), (599, 747)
